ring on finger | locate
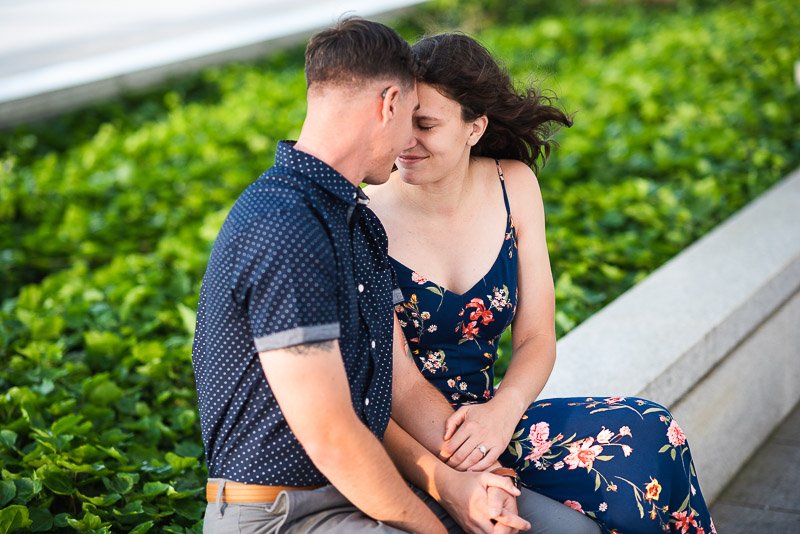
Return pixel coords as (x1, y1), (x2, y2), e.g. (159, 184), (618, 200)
(476, 444), (488, 458)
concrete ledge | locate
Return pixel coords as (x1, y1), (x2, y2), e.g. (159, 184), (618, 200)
(0, 0), (425, 128)
(542, 169), (800, 501)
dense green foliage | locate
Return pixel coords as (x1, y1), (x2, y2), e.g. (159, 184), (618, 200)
(1, 0), (798, 530)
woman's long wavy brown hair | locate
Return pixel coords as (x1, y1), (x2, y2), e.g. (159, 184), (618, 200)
(412, 33), (572, 173)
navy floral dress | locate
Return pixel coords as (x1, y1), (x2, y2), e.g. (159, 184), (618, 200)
(391, 162), (715, 534)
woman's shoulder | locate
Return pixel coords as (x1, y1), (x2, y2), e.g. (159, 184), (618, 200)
(491, 158), (542, 202)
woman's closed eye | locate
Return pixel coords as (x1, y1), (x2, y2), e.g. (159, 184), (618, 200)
(416, 124), (434, 131)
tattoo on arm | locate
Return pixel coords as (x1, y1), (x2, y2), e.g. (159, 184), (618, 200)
(285, 340), (335, 355)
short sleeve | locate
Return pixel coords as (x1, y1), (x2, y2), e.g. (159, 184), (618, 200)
(232, 209), (340, 352)
(390, 266), (404, 305)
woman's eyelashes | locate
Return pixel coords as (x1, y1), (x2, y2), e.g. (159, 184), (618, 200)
(416, 123), (434, 131)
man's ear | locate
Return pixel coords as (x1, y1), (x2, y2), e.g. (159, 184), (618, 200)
(380, 85), (401, 125)
(467, 115), (489, 146)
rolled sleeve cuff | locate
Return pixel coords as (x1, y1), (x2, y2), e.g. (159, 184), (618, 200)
(392, 288), (405, 305)
(253, 323), (340, 352)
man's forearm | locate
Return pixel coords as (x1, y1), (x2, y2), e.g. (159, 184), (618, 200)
(310, 414), (446, 534)
(383, 418), (455, 502)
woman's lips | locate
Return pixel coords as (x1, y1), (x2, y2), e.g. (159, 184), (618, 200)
(397, 155), (426, 165)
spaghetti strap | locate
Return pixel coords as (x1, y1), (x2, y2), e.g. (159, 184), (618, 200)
(495, 159), (512, 217)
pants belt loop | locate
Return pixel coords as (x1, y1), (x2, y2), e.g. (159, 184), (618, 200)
(215, 479), (227, 518)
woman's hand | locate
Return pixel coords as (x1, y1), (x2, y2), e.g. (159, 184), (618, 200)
(440, 400), (520, 472)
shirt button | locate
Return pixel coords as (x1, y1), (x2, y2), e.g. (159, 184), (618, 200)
(370, 340), (376, 349)
(364, 397), (370, 406)
(358, 283), (365, 293)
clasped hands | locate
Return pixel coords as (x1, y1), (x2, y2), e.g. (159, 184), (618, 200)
(438, 401), (526, 534)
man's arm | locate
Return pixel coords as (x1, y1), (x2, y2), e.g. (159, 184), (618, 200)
(259, 339), (445, 534)
(384, 418), (530, 534)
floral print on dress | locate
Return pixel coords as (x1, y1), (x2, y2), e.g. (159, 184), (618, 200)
(390, 161), (714, 533)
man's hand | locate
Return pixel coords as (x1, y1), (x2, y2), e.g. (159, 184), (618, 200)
(488, 486), (525, 534)
(438, 469), (530, 534)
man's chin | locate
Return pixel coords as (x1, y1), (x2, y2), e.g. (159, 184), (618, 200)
(362, 170), (393, 186)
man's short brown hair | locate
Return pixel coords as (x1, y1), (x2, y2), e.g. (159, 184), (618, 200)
(305, 18), (417, 89)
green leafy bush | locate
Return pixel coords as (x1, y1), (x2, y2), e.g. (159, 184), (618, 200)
(1, 0), (798, 529)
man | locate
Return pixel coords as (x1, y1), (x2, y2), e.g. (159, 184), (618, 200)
(192, 18), (528, 533)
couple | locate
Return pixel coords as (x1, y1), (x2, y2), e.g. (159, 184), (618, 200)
(192, 18), (714, 534)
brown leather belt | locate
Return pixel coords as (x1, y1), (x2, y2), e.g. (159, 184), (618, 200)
(206, 481), (322, 503)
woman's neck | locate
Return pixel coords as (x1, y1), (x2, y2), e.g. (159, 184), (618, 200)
(395, 157), (478, 218)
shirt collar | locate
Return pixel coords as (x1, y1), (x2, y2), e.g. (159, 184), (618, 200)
(275, 141), (369, 207)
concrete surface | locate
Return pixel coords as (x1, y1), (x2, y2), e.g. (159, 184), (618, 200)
(0, 0), (425, 127)
(543, 168), (800, 502)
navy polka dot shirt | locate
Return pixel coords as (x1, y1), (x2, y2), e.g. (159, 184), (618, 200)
(192, 141), (403, 486)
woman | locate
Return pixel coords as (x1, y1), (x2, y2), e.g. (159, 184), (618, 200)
(368, 34), (714, 534)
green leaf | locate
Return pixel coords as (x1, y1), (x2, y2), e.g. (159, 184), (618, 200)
(51, 414), (92, 436)
(594, 472), (601, 491)
(165, 452), (198, 472)
(595, 455), (614, 461)
(0, 431), (17, 451)
(12, 479), (40, 504)
(177, 304), (196, 337)
(142, 481), (171, 499)
(77, 491), (121, 507)
(670, 448), (676, 461)
(677, 492), (690, 513)
(130, 521), (155, 534)
(28, 507), (53, 532)
(0, 482), (15, 508)
(642, 407), (667, 415)
(41, 467), (74, 495)
(66, 511), (104, 532)
(426, 286), (443, 297)
(0, 505), (31, 534)
(658, 444), (671, 454)
(103, 473), (139, 495)
(87, 380), (123, 406)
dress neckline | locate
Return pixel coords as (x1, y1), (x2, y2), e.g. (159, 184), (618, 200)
(389, 213), (512, 299)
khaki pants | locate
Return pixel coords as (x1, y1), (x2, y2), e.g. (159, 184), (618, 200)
(202, 479), (600, 534)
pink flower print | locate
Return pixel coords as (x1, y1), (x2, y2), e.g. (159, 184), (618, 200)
(667, 419), (686, 447)
(619, 426), (632, 437)
(563, 500), (585, 514)
(458, 382), (468, 391)
(447, 378), (456, 388)
(420, 311), (431, 320)
(525, 422), (552, 462)
(427, 325), (438, 333)
(565, 437), (603, 471)
(483, 389), (491, 400)
(596, 427), (614, 444)
(599, 502), (608, 512)
(466, 298), (494, 325)
(696, 528), (705, 534)
(604, 396), (625, 404)
(411, 271), (427, 284)
(553, 461), (564, 470)
(671, 511), (697, 533)
(622, 444), (633, 457)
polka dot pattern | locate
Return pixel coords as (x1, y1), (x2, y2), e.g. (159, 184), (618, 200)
(192, 141), (401, 485)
